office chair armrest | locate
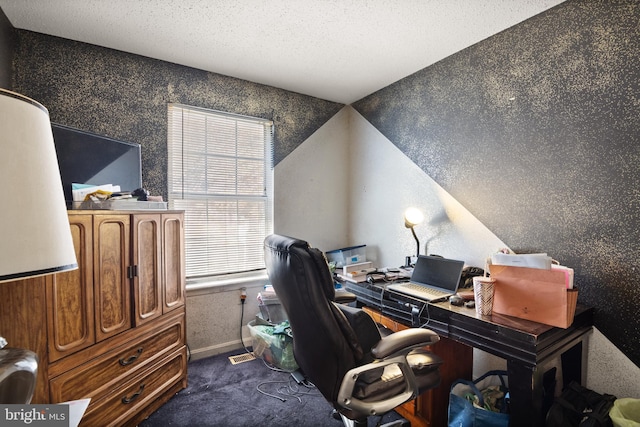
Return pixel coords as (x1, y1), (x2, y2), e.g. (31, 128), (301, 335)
(334, 290), (357, 304)
(337, 354), (418, 417)
(371, 328), (440, 359)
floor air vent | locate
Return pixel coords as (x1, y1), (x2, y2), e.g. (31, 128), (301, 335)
(228, 352), (256, 365)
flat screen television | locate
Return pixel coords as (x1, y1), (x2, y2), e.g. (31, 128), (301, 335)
(51, 123), (142, 206)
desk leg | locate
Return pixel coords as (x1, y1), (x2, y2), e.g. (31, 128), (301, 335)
(507, 340), (586, 427)
(561, 341), (584, 388)
(507, 360), (547, 427)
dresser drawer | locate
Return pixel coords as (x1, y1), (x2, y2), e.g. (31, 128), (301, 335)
(49, 313), (184, 403)
(80, 346), (187, 427)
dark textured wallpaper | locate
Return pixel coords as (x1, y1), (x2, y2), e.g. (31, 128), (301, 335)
(12, 31), (343, 199)
(0, 7), (15, 89)
(354, 0), (640, 366)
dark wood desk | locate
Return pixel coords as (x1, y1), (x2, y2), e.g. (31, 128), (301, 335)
(345, 281), (594, 427)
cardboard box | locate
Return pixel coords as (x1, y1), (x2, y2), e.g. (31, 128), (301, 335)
(489, 265), (578, 329)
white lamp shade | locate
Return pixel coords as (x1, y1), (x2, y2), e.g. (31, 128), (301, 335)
(0, 89), (77, 282)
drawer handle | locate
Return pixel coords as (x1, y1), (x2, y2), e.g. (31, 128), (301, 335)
(119, 347), (143, 366)
(122, 383), (145, 404)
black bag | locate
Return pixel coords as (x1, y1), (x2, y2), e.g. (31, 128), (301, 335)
(546, 381), (616, 427)
(458, 266), (485, 288)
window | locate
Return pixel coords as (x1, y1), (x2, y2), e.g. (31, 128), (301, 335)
(167, 104), (274, 280)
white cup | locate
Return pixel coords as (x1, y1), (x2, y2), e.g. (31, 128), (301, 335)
(473, 276), (496, 316)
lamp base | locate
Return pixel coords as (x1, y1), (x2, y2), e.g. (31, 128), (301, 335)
(404, 256), (418, 268)
(0, 347), (38, 404)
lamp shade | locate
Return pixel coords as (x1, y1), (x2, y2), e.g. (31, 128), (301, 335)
(404, 207), (424, 228)
(0, 89), (77, 282)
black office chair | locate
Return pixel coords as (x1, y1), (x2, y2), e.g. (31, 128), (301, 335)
(264, 234), (443, 427)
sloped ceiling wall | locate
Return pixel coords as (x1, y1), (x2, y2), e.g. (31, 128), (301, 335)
(353, 0), (640, 367)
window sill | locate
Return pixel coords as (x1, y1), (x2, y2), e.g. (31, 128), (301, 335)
(186, 270), (269, 296)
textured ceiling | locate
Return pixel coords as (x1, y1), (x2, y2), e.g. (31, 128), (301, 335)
(0, 0), (565, 104)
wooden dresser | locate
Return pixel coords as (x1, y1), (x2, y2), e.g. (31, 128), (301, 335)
(0, 210), (187, 426)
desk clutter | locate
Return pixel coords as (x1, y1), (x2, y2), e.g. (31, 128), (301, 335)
(326, 242), (580, 329)
(488, 251), (577, 329)
(70, 184), (167, 210)
(325, 244), (367, 268)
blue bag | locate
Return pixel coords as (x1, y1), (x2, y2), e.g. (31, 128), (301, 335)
(448, 370), (510, 427)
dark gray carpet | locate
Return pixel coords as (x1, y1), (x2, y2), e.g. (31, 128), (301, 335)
(139, 350), (406, 427)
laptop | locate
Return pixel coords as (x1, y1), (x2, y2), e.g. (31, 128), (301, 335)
(386, 255), (465, 302)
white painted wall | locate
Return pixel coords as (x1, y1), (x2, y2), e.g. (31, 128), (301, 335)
(588, 329), (640, 398)
(274, 106), (351, 252)
(186, 279), (266, 359)
(346, 106), (507, 269)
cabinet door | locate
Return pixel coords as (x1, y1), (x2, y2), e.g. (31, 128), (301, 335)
(46, 214), (95, 361)
(132, 214), (162, 325)
(94, 214), (131, 341)
(162, 213), (185, 313)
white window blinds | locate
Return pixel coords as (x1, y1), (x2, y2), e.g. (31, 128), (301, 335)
(167, 104), (274, 279)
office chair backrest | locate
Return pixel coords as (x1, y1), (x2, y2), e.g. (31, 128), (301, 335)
(264, 234), (373, 402)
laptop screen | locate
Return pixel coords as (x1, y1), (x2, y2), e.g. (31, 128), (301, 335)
(411, 255), (465, 292)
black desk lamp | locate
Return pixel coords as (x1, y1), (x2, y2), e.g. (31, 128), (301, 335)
(404, 207), (424, 267)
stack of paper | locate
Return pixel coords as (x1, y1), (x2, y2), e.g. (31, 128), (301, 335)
(490, 252), (552, 269)
(551, 264), (575, 289)
(336, 261), (375, 283)
(490, 252), (573, 289)
(71, 183), (121, 202)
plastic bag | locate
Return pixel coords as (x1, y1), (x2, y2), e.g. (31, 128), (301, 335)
(448, 370), (510, 427)
(247, 319), (298, 371)
(610, 398), (640, 427)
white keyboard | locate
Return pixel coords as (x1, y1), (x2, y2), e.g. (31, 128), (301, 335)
(387, 282), (450, 301)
